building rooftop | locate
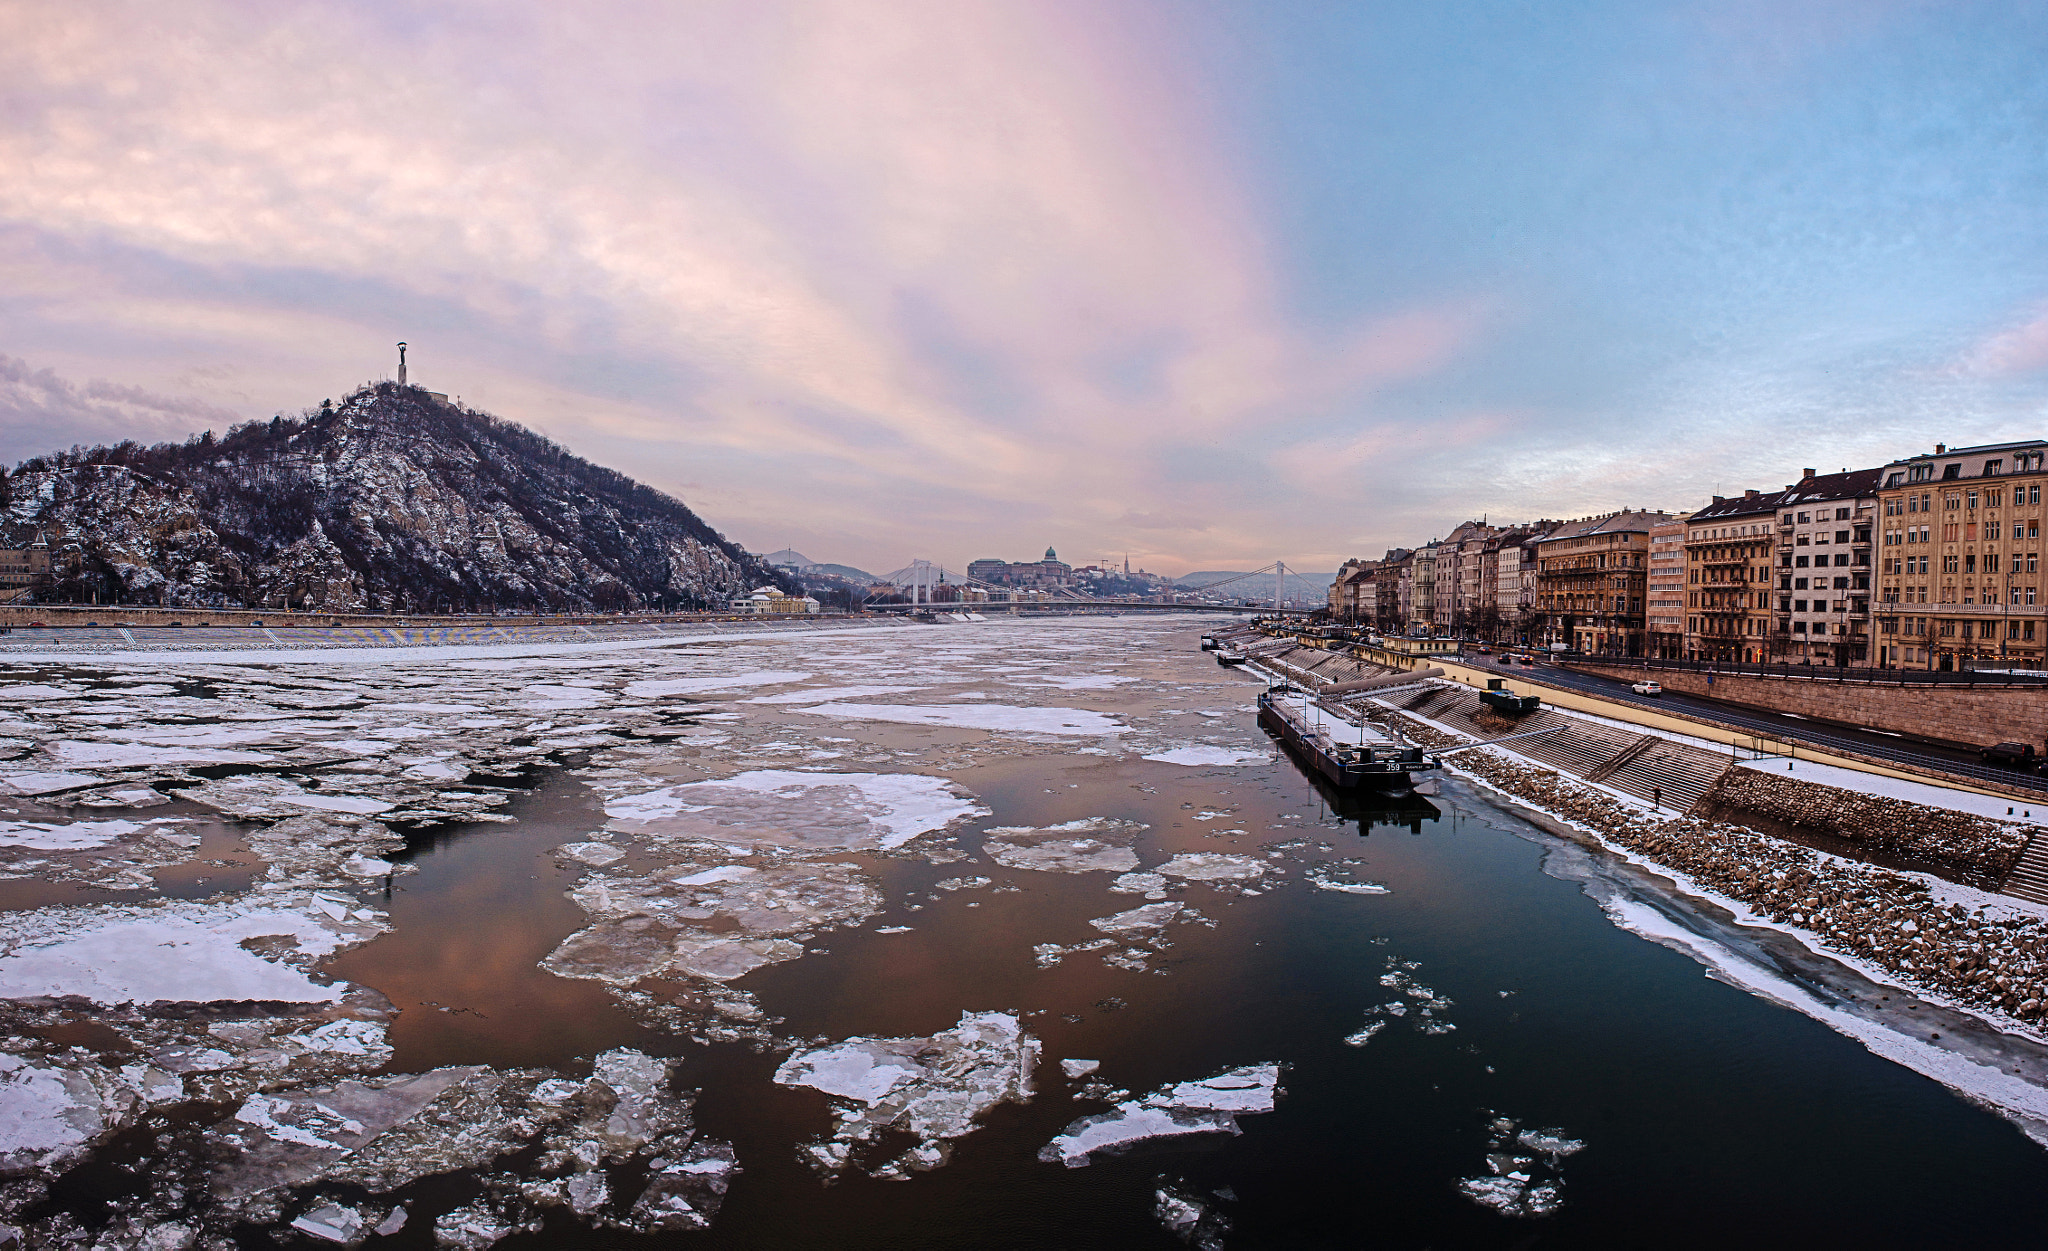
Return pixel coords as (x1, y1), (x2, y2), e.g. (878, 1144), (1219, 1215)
(1540, 509), (1673, 540)
(1882, 438), (2047, 465)
(1776, 467), (1882, 505)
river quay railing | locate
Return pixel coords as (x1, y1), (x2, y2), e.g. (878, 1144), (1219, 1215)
(1553, 655), (2048, 688)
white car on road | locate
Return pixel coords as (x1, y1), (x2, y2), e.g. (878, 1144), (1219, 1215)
(1630, 680), (1662, 696)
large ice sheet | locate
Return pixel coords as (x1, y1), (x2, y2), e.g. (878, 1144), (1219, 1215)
(625, 671), (811, 698)
(798, 702), (1124, 736)
(983, 817), (1146, 874)
(605, 770), (986, 852)
(775, 1011), (1038, 1178)
(1040, 1064), (1283, 1167)
(545, 861), (881, 988)
(0, 818), (155, 850)
(746, 684), (922, 704)
(0, 896), (377, 1005)
(1142, 746), (1271, 767)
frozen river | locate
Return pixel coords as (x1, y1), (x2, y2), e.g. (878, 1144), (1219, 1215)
(3, 615), (2048, 1247)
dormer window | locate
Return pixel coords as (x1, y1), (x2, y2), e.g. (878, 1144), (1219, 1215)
(1986, 459), (2003, 475)
(1943, 463), (1961, 479)
(1885, 472), (1904, 488)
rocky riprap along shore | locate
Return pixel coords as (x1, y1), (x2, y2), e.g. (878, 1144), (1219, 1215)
(1697, 767), (2028, 889)
(1395, 715), (2048, 1027)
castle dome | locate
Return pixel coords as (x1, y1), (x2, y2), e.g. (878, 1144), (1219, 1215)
(1044, 546), (1057, 561)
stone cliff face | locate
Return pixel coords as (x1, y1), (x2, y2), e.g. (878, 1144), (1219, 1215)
(5, 383), (785, 612)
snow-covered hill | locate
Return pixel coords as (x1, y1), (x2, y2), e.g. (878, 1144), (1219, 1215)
(5, 383), (787, 612)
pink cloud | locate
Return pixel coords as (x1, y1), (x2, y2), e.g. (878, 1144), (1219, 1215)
(1964, 307), (2048, 377)
(0, 0), (1496, 574)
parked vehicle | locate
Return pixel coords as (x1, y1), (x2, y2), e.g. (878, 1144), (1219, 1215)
(1631, 681), (1663, 697)
(1981, 742), (2039, 771)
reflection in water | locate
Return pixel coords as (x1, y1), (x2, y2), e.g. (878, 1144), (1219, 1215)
(1291, 755), (1444, 836)
(322, 773), (664, 1072)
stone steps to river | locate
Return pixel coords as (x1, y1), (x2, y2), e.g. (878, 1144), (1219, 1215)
(2001, 835), (2048, 905)
(1388, 684), (1733, 814)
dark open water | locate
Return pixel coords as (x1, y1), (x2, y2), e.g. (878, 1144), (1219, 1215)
(320, 681), (2048, 1249)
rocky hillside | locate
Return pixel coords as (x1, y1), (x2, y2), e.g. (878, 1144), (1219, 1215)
(3, 383), (788, 612)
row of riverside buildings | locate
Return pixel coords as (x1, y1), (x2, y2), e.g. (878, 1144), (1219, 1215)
(1325, 439), (2048, 671)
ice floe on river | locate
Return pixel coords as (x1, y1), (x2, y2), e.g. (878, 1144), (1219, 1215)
(775, 1011), (1038, 1179)
(0, 893), (380, 1005)
(798, 702), (1124, 736)
(0, 614), (1311, 1241)
(1456, 1113), (1585, 1217)
(1040, 1063), (1283, 1166)
(983, 817), (1145, 873)
(1143, 745), (1272, 767)
(603, 769), (986, 852)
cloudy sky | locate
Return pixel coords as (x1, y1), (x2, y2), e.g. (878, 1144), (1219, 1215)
(5, 1), (2048, 575)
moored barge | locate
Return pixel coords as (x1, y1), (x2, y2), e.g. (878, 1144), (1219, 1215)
(1256, 685), (1437, 795)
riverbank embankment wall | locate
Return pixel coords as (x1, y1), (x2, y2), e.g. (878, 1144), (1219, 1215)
(1562, 662), (2048, 753)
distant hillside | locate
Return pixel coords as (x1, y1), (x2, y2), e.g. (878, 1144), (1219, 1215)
(810, 562), (878, 583)
(764, 549), (877, 585)
(5, 382), (788, 612)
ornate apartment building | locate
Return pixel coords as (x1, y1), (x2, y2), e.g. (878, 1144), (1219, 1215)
(1536, 511), (1668, 656)
(1683, 491), (1779, 663)
(1771, 468), (1879, 665)
(1408, 540), (1440, 634)
(1874, 440), (2047, 669)
(1430, 522), (1497, 636)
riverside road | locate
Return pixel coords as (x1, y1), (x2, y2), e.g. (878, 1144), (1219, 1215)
(1488, 657), (2048, 797)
